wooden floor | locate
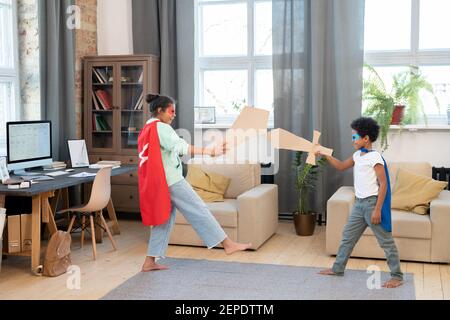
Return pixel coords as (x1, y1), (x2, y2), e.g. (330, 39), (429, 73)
(1, 220), (449, 300)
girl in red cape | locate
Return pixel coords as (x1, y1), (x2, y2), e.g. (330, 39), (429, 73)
(139, 94), (252, 272)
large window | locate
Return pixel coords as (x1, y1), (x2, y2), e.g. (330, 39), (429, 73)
(364, 0), (450, 125)
(0, 0), (19, 155)
(195, 0), (273, 127)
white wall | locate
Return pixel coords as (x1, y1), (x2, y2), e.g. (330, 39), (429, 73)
(97, 0), (133, 55)
(377, 128), (450, 167)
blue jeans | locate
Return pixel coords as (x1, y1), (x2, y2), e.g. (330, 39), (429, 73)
(332, 196), (403, 280)
(147, 179), (227, 258)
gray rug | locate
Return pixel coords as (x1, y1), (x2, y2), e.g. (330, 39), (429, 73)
(102, 258), (415, 300)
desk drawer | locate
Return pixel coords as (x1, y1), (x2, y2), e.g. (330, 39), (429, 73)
(111, 185), (140, 212)
(89, 154), (138, 166)
(111, 170), (138, 185)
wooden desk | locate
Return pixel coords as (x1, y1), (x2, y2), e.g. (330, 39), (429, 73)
(0, 165), (138, 274)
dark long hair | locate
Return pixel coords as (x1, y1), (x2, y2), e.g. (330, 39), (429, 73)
(146, 94), (175, 117)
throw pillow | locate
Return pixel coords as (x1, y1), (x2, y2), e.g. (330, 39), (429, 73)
(391, 168), (448, 215)
(186, 166), (231, 202)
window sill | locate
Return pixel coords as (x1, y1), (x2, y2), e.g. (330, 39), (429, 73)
(389, 125), (450, 131)
(195, 124), (449, 131)
(195, 124), (275, 130)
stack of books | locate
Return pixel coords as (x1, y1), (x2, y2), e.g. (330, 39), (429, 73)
(44, 161), (67, 171)
(89, 160), (121, 170)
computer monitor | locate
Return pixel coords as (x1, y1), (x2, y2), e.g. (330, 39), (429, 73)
(6, 121), (53, 175)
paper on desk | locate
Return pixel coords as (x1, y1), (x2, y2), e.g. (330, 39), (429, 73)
(69, 172), (97, 178)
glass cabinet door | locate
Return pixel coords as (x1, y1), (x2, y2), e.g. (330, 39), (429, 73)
(119, 63), (146, 153)
(89, 64), (115, 152)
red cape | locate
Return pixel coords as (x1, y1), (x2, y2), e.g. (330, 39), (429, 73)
(138, 120), (171, 226)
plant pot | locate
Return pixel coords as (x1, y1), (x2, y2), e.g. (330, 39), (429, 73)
(293, 212), (317, 236)
(391, 105), (405, 125)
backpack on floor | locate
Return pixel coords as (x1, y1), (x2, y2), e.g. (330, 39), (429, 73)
(40, 231), (72, 277)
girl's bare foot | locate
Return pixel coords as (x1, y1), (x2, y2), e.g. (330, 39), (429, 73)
(141, 256), (169, 272)
(222, 238), (252, 255)
(382, 278), (403, 288)
(319, 268), (338, 276)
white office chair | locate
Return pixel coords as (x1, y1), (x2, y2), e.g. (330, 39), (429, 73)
(59, 167), (117, 260)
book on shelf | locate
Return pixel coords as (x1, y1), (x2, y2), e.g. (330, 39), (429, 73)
(138, 71), (144, 83)
(133, 94), (144, 110)
(93, 114), (101, 131)
(94, 114), (111, 131)
(92, 68), (105, 84)
(91, 89), (101, 110)
(94, 68), (109, 83)
(95, 115), (103, 131)
(99, 114), (112, 131)
(95, 89), (113, 110)
(129, 87), (143, 110)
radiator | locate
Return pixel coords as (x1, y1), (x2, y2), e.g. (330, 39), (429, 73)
(432, 167), (450, 190)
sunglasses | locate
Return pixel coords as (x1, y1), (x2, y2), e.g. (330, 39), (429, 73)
(352, 133), (361, 142)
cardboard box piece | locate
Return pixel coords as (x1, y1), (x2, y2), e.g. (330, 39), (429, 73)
(2, 214), (32, 254)
(21, 214), (32, 252)
(7, 215), (21, 253)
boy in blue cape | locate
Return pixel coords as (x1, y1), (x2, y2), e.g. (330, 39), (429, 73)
(318, 117), (403, 288)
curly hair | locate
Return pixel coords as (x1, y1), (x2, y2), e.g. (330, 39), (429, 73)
(351, 117), (380, 142)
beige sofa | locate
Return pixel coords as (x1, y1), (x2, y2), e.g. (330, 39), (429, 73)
(169, 162), (279, 250)
(326, 162), (450, 263)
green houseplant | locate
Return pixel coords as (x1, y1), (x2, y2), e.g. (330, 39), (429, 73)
(363, 64), (440, 151)
(292, 151), (327, 236)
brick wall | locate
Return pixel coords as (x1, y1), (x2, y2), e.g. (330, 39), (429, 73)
(75, 0), (97, 139)
(17, 0), (98, 139)
(17, 0), (40, 121)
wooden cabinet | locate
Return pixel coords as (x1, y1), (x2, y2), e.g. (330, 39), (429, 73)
(83, 55), (160, 212)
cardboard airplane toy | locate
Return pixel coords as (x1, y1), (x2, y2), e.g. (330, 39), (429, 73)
(227, 106), (333, 165)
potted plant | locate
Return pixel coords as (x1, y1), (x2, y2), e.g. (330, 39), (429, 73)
(363, 64), (440, 150)
(362, 64), (395, 151)
(292, 151), (327, 236)
(391, 66), (440, 125)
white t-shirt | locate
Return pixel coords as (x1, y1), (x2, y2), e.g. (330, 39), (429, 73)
(353, 150), (384, 199)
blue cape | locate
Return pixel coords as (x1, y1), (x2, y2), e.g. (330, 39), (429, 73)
(360, 148), (392, 233)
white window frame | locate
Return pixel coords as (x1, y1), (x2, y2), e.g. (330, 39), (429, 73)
(195, 0), (273, 128)
(0, 0), (21, 148)
(364, 0), (450, 126)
